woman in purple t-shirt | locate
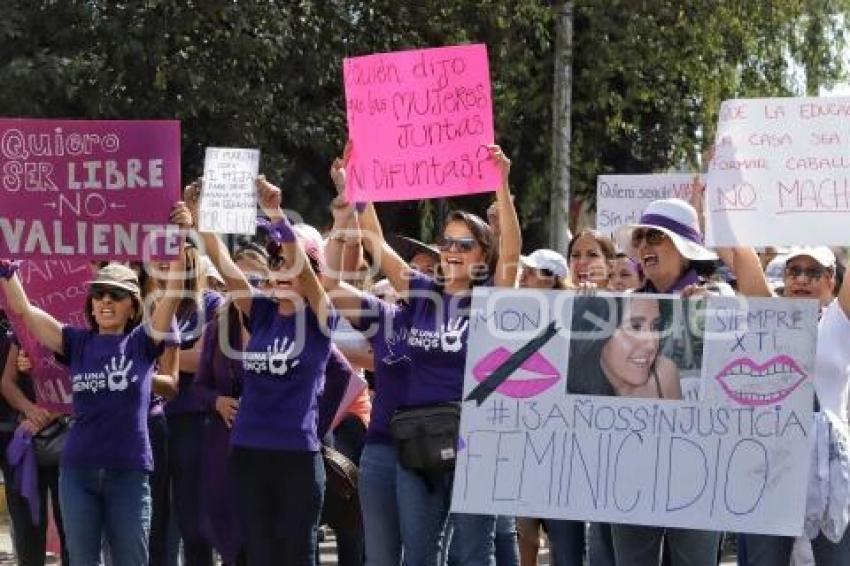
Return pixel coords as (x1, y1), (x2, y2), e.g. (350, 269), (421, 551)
(343, 145), (520, 566)
(195, 176), (337, 566)
(0, 203), (188, 566)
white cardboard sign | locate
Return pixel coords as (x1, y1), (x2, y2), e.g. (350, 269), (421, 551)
(199, 147), (260, 235)
(706, 97), (850, 246)
(452, 289), (817, 537)
(596, 174), (695, 235)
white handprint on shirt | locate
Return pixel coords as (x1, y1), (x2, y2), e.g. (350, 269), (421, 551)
(267, 337), (300, 376)
(440, 318), (468, 353)
(105, 356), (136, 392)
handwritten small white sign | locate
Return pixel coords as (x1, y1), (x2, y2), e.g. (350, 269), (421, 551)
(706, 96), (850, 246)
(596, 174), (695, 235)
(199, 147), (260, 235)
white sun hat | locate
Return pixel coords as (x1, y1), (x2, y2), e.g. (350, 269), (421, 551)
(520, 249), (569, 278)
(784, 246), (836, 269)
(614, 198), (718, 262)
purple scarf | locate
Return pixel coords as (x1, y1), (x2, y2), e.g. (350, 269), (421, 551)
(7, 426), (39, 524)
(639, 268), (701, 294)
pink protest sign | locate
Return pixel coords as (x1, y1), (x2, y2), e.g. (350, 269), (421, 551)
(1, 259), (90, 413)
(343, 44), (500, 202)
(0, 119), (182, 260)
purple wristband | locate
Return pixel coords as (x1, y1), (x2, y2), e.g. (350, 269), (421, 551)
(256, 217), (296, 244)
(0, 260), (20, 280)
(355, 202), (366, 213)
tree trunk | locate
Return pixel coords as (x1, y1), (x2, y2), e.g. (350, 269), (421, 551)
(549, 0), (574, 253)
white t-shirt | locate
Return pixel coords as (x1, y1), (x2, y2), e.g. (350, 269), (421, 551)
(815, 300), (850, 423)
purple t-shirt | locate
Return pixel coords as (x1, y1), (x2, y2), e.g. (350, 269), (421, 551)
(166, 289), (224, 415)
(232, 295), (337, 452)
(61, 324), (165, 471)
(403, 272), (471, 407)
(351, 295), (410, 445)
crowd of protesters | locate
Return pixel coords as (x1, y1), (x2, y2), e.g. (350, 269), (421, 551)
(0, 142), (847, 566)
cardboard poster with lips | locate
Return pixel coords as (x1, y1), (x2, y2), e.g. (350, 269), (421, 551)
(452, 289), (818, 537)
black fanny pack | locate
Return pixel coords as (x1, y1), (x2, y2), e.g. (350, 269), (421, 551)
(33, 416), (72, 467)
(389, 402), (461, 473)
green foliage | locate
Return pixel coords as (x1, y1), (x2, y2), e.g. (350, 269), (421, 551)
(0, 1), (847, 249)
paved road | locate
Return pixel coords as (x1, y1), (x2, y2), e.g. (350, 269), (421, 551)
(0, 519), (736, 565)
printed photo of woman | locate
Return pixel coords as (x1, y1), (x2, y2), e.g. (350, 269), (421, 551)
(566, 295), (682, 400)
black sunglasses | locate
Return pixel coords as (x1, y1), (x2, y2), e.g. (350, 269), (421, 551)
(90, 285), (133, 302)
(269, 254), (321, 273)
(784, 266), (829, 281)
(631, 228), (668, 248)
(436, 235), (478, 253)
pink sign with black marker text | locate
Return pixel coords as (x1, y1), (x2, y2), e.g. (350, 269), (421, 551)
(343, 44), (500, 202)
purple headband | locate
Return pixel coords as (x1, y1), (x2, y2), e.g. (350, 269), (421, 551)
(638, 213), (704, 245)
(256, 217), (296, 245)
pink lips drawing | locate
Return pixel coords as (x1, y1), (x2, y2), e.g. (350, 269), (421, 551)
(472, 347), (561, 399)
(715, 355), (808, 407)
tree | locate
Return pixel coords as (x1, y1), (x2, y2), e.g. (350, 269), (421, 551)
(549, 0), (574, 252)
(1, 1), (848, 250)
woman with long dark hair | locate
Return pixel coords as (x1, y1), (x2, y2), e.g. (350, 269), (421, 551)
(340, 145), (520, 566)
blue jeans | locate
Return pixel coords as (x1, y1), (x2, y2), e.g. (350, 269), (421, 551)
(546, 519), (586, 565)
(740, 531), (850, 565)
(447, 513), (497, 566)
(59, 467), (151, 566)
(359, 443), (402, 566)
(396, 465), (496, 566)
(494, 516), (519, 566)
(396, 465), (453, 566)
(446, 515), (512, 566)
(611, 525), (721, 566)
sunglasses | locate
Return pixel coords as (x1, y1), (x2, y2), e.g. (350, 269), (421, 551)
(90, 285), (133, 302)
(269, 254), (321, 273)
(436, 236), (478, 253)
(631, 228), (668, 248)
(784, 266), (829, 280)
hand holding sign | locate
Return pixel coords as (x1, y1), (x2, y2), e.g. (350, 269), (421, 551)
(183, 179), (202, 228)
(488, 144), (511, 186)
(256, 175), (284, 221)
(170, 201), (194, 231)
(330, 141), (353, 195)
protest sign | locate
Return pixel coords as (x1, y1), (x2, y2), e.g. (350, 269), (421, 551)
(596, 174), (695, 235)
(342, 44), (500, 202)
(199, 147), (260, 235)
(452, 289), (817, 536)
(0, 119), (182, 259)
(0, 259), (90, 413)
(706, 96), (850, 246)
